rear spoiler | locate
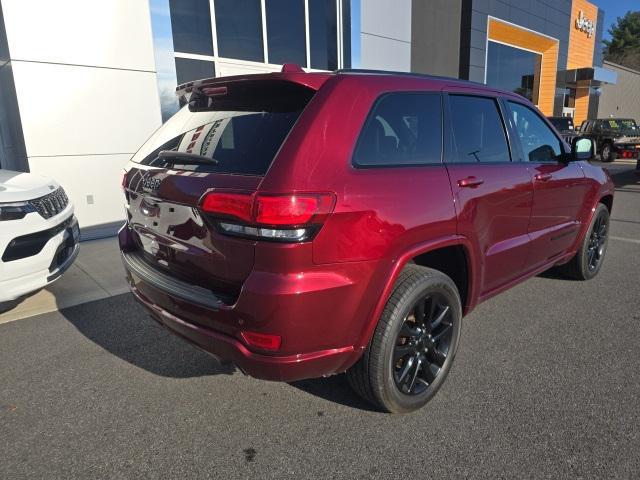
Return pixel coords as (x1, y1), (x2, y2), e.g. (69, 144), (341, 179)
(175, 64), (332, 104)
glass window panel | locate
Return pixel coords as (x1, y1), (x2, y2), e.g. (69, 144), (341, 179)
(341, 0), (351, 69)
(175, 57), (215, 85)
(508, 101), (562, 162)
(265, 0), (306, 66)
(309, 0), (338, 70)
(448, 95), (510, 163)
(215, 0), (264, 62)
(486, 41), (542, 103)
(169, 0), (213, 55)
(353, 93), (442, 167)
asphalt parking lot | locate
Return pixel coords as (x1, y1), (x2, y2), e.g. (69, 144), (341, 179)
(1, 161), (639, 479)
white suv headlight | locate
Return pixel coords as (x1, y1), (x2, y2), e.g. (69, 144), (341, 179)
(0, 202), (36, 221)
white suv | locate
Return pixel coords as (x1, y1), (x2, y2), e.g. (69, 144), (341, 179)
(0, 169), (79, 305)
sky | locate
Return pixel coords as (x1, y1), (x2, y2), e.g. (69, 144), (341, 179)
(149, 0), (179, 120)
(592, 0), (638, 40)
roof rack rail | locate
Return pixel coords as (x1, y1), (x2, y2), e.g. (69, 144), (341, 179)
(334, 68), (484, 86)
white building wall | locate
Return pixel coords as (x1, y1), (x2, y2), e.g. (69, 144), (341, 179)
(360, 0), (411, 71)
(1, 0), (162, 236)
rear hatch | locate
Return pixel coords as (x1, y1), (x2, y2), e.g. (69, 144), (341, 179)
(124, 77), (322, 300)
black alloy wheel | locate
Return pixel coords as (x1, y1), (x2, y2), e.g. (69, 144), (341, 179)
(587, 212), (608, 272)
(393, 293), (454, 395)
(559, 203), (610, 280)
(346, 265), (462, 413)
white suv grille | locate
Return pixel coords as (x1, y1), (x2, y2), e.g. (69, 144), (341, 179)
(28, 187), (69, 219)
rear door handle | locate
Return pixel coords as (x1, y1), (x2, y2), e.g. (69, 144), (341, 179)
(534, 173), (553, 182)
(457, 176), (484, 188)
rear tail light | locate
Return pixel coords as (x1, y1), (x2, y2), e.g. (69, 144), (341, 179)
(201, 192), (335, 242)
(202, 192), (253, 223)
(240, 331), (282, 351)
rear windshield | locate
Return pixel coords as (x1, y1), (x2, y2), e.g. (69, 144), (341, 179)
(131, 81), (314, 175)
(548, 117), (573, 131)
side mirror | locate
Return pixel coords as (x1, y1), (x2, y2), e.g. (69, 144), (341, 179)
(571, 137), (594, 161)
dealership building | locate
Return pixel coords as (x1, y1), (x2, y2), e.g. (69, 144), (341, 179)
(0, 0), (630, 237)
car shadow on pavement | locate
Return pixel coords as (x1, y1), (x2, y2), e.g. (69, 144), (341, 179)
(62, 294), (235, 378)
(605, 163), (640, 190)
(536, 267), (575, 281)
(289, 375), (381, 413)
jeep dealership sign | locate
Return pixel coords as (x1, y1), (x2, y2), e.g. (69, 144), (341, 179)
(575, 10), (594, 38)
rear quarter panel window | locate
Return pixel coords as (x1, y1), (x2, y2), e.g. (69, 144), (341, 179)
(448, 95), (510, 163)
(352, 93), (442, 167)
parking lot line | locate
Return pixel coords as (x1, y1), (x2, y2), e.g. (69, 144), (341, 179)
(610, 235), (640, 245)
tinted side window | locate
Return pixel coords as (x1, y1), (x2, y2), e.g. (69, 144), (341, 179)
(448, 95), (510, 163)
(508, 102), (562, 162)
(585, 121), (594, 133)
(353, 93), (442, 167)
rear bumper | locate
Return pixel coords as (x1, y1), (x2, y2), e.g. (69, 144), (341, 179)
(119, 224), (376, 382)
(130, 284), (356, 381)
(613, 144), (640, 158)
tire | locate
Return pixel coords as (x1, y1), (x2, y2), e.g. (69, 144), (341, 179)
(601, 142), (616, 162)
(347, 264), (462, 413)
(561, 203), (610, 280)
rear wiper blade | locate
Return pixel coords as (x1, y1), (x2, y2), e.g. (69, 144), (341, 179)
(158, 150), (219, 165)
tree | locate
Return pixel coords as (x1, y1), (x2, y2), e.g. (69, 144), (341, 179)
(603, 11), (640, 71)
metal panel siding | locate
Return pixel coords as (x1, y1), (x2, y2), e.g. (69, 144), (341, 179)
(362, 0), (411, 43)
(12, 61), (162, 158)
(592, 8), (604, 67)
(597, 62), (640, 120)
(1, 0), (157, 71)
(360, 0), (411, 71)
(411, 0), (463, 77)
(361, 33), (411, 71)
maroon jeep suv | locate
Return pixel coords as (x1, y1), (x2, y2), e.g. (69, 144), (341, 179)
(120, 68), (614, 413)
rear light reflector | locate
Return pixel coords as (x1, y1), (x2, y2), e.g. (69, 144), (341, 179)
(240, 331), (282, 351)
(219, 223), (307, 241)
